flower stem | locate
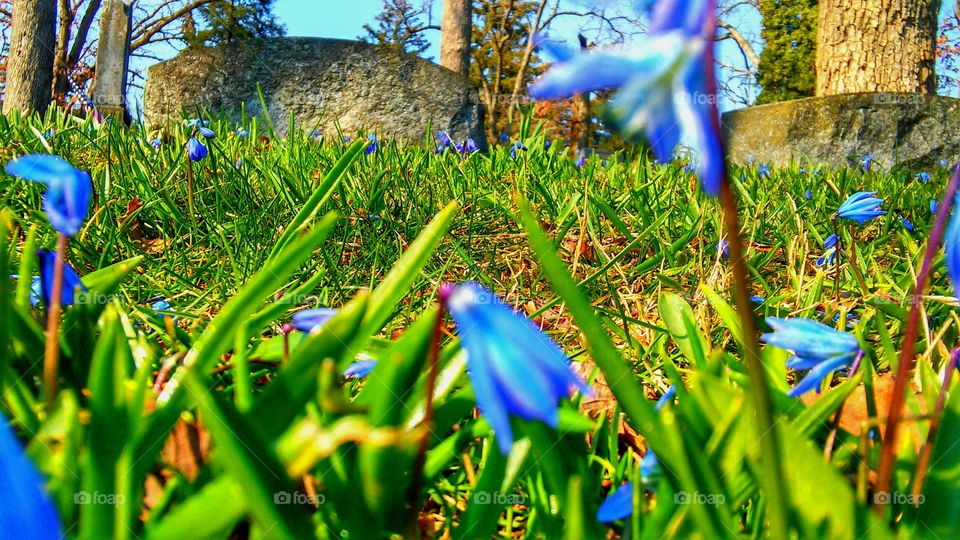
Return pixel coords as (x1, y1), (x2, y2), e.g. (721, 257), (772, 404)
(43, 233), (68, 409)
(718, 179), (790, 538)
(824, 350), (865, 461)
(846, 224), (869, 296)
(408, 290), (447, 531)
(876, 168), (960, 503)
(911, 347), (960, 498)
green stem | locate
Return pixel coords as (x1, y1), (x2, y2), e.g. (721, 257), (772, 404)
(718, 179), (790, 538)
(847, 224), (869, 296)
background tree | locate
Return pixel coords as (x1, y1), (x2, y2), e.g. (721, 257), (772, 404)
(4, 0), (56, 113)
(440, 0), (471, 75)
(755, 0), (816, 104)
(183, 0), (283, 47)
(361, 0), (436, 56)
(817, 0), (940, 95)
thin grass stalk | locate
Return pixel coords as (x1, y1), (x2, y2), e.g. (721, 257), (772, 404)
(876, 168), (960, 503)
(43, 233), (68, 409)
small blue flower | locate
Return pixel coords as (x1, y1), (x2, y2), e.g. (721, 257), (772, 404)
(343, 135), (351, 143)
(364, 133), (378, 154)
(436, 131), (453, 153)
(510, 141), (527, 159)
(186, 118), (209, 128)
(640, 450), (662, 487)
(761, 317), (861, 397)
(861, 153), (874, 171)
(944, 196), (960, 302)
(816, 250), (836, 267)
(717, 238), (729, 258)
(824, 234), (837, 250)
(835, 191), (886, 225)
(899, 216), (915, 232)
(235, 129), (249, 138)
(150, 138), (162, 150)
(151, 299), (171, 312)
(197, 126), (216, 139)
(575, 153), (586, 168)
(655, 385), (676, 411)
(0, 414), (62, 539)
(758, 164), (770, 178)
(187, 137), (207, 161)
(499, 133), (509, 143)
(463, 138), (478, 155)
(344, 357), (378, 379)
(941, 159), (949, 168)
(544, 140), (552, 149)
(597, 482), (634, 522)
(932, 200), (938, 214)
(750, 295), (765, 304)
(37, 249), (86, 307)
(43, 129), (55, 140)
(5, 154), (92, 236)
(444, 282), (590, 455)
(804, 189), (812, 200)
(292, 308), (339, 333)
(8, 275), (42, 306)
(915, 171), (931, 184)
(530, 1), (723, 195)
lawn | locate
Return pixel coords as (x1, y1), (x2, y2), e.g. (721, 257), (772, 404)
(1, 109), (956, 539)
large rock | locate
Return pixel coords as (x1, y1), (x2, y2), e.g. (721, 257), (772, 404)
(143, 37), (486, 146)
(721, 93), (960, 170)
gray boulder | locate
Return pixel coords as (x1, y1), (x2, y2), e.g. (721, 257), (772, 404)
(143, 37), (486, 146)
(721, 93), (960, 170)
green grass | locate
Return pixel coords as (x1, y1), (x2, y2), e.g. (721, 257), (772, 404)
(1, 109), (958, 539)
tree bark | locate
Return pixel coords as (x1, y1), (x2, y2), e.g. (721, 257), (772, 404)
(52, 0), (73, 101)
(816, 0), (940, 95)
(440, 0), (471, 75)
(4, 0), (57, 114)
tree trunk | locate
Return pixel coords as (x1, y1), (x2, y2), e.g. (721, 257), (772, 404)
(816, 0), (940, 95)
(4, 0), (57, 114)
(52, 0), (73, 101)
(440, 0), (471, 75)
(92, 0), (133, 121)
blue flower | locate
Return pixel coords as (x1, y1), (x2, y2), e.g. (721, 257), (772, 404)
(655, 385), (676, 411)
(9, 275), (42, 306)
(151, 299), (171, 312)
(187, 137), (207, 161)
(436, 131), (453, 153)
(186, 118), (209, 128)
(5, 154), (92, 236)
(944, 197), (960, 302)
(544, 140), (552, 149)
(292, 307), (339, 333)
(761, 317), (861, 397)
(816, 250), (836, 267)
(197, 126), (216, 139)
(444, 282), (590, 455)
(530, 1), (723, 195)
(575, 153), (586, 168)
(758, 164), (770, 177)
(931, 200), (939, 214)
(899, 216), (915, 232)
(861, 153), (874, 171)
(941, 159), (949, 168)
(343, 135), (351, 143)
(750, 295), (765, 304)
(509, 141), (527, 159)
(804, 189), (812, 200)
(344, 357), (378, 379)
(37, 249), (86, 307)
(364, 133), (378, 154)
(463, 138), (478, 154)
(0, 415), (62, 539)
(597, 482), (634, 522)
(717, 238), (729, 258)
(835, 191), (886, 225)
(499, 133), (509, 143)
(824, 234), (837, 250)
(235, 129), (249, 138)
(915, 171), (931, 184)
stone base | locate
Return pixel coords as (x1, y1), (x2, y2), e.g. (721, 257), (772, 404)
(720, 93), (960, 171)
